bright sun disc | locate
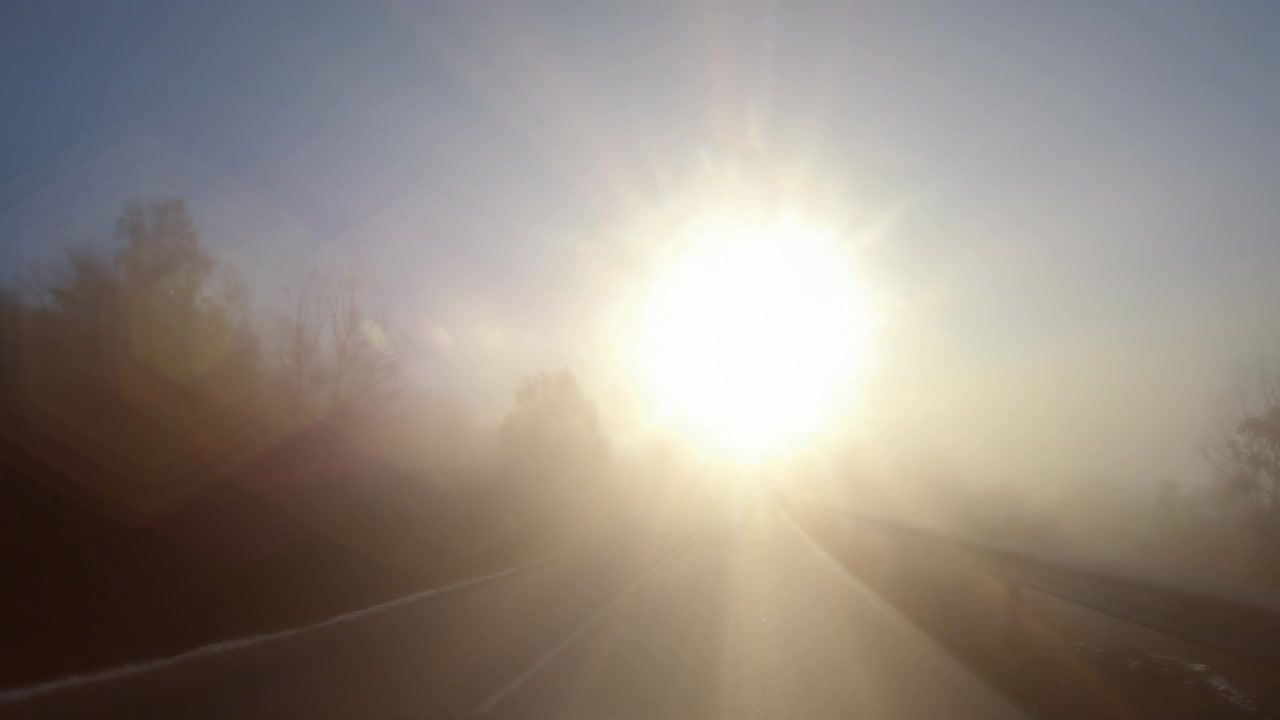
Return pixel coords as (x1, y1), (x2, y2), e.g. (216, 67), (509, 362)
(636, 216), (869, 460)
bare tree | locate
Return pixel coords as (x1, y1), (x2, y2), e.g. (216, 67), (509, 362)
(275, 270), (401, 416)
(325, 274), (399, 408)
(19, 259), (55, 312)
(1205, 365), (1280, 547)
(277, 271), (326, 412)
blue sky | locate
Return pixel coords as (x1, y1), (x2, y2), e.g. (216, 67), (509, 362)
(4, 0), (1280, 485)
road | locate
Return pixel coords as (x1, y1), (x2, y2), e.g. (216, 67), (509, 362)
(6, 502), (1026, 720)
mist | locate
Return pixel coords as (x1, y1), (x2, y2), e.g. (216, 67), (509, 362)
(4, 2), (1280, 716)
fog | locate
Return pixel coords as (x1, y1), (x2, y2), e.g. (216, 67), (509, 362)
(5, 1), (1280, 701)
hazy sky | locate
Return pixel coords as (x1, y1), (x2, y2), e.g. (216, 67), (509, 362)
(4, 1), (1280, 488)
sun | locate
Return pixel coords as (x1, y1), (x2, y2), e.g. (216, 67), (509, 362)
(633, 214), (870, 461)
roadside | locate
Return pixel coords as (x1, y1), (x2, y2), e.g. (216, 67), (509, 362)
(1, 510), (707, 720)
(783, 499), (1280, 719)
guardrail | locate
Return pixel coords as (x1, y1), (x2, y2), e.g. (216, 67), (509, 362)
(785, 498), (1280, 669)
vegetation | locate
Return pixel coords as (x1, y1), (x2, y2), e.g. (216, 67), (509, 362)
(0, 198), (614, 687)
(498, 369), (610, 490)
(1204, 370), (1280, 578)
(0, 195), (1273, 692)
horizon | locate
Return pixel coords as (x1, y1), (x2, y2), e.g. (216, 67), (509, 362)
(5, 1), (1280, 487)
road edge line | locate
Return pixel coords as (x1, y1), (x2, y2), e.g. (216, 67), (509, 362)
(0, 554), (563, 705)
(779, 506), (1029, 720)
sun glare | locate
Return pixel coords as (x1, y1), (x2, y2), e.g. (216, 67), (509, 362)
(635, 215), (870, 461)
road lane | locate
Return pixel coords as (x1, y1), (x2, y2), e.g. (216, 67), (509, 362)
(487, 502), (1026, 719)
(7, 504), (1025, 720)
(6, 518), (699, 720)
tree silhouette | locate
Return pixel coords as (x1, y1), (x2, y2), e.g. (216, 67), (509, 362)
(113, 198), (233, 383)
(115, 198), (211, 300)
(275, 271), (401, 417)
(1207, 370), (1280, 552)
(497, 369), (609, 489)
(1, 198), (271, 503)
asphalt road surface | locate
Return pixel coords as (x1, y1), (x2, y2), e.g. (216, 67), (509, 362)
(5, 503), (1026, 719)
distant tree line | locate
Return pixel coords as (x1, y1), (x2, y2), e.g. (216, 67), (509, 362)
(0, 197), (616, 686)
(1, 197), (613, 506)
(0, 198), (407, 516)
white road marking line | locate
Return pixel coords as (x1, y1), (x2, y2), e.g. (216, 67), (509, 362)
(473, 531), (700, 715)
(0, 555), (561, 705)
(779, 508), (1029, 719)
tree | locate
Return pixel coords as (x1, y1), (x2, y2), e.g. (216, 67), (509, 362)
(111, 198), (238, 384)
(274, 270), (401, 417)
(24, 199), (238, 385)
(325, 273), (399, 409)
(115, 198), (211, 302)
(1206, 368), (1280, 549)
(1, 198), (272, 506)
(497, 369), (609, 489)
(45, 248), (123, 387)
